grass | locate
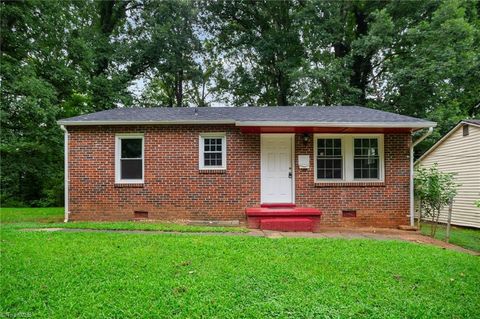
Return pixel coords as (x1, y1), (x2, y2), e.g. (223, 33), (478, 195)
(421, 223), (480, 252)
(1, 208), (480, 318)
(0, 207), (247, 233)
(0, 207), (65, 223)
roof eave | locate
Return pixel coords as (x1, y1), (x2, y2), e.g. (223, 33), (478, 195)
(463, 120), (480, 128)
(57, 119), (436, 129)
(235, 121), (437, 129)
(416, 120), (475, 164)
(57, 120), (236, 126)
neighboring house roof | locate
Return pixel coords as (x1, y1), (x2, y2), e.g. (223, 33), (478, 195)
(416, 119), (480, 164)
(463, 119), (480, 127)
(58, 105), (436, 128)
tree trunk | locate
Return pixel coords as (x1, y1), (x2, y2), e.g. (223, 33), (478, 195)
(349, 8), (372, 105)
(94, 0), (130, 76)
(175, 69), (184, 107)
(275, 69), (289, 106)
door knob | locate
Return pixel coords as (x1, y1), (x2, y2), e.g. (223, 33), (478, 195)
(288, 172), (292, 178)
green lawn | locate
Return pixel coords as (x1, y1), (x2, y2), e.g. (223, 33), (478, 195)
(0, 207), (65, 223)
(1, 208), (480, 318)
(0, 207), (247, 233)
(421, 223), (480, 252)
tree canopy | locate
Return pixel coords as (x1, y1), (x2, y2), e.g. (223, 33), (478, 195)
(1, 0), (479, 206)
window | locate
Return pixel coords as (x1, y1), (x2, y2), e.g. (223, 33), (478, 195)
(199, 133), (226, 170)
(314, 134), (383, 182)
(115, 134), (144, 183)
(316, 138), (343, 179)
(463, 124), (469, 136)
(354, 138), (379, 179)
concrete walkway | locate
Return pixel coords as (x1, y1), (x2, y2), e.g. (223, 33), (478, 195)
(26, 227), (479, 256)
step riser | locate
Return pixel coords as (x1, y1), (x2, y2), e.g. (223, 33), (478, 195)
(246, 208), (321, 216)
(260, 218), (314, 232)
(246, 206), (322, 232)
(260, 203), (296, 208)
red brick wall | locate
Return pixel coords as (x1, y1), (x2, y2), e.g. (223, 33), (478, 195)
(67, 125), (411, 227)
(294, 133), (411, 227)
(68, 125), (260, 222)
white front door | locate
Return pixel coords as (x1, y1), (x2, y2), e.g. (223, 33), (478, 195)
(261, 134), (294, 203)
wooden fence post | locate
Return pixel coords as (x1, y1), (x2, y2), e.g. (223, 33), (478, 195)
(445, 199), (453, 243)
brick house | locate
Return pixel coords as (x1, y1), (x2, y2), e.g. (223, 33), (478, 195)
(58, 106), (435, 231)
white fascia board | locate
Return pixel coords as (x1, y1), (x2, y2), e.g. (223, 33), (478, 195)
(57, 119), (236, 126)
(234, 121), (437, 128)
(57, 119), (437, 129)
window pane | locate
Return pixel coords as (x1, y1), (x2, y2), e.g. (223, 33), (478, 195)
(354, 169), (362, 179)
(353, 138), (379, 179)
(318, 159), (325, 169)
(203, 137), (224, 167)
(121, 159), (142, 179)
(121, 139), (142, 158)
(317, 167), (325, 179)
(316, 138), (343, 180)
(333, 169), (342, 179)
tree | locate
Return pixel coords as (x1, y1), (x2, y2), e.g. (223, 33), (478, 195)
(130, 0), (203, 107)
(203, 0), (305, 106)
(1, 0), (82, 206)
(0, 0), (140, 206)
(415, 165), (458, 237)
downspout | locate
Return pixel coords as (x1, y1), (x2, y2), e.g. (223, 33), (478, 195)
(410, 127), (433, 226)
(60, 125), (70, 222)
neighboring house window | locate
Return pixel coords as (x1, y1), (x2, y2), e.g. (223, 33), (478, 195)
(199, 133), (226, 170)
(314, 134), (384, 182)
(316, 138), (343, 179)
(463, 124), (469, 136)
(115, 134), (144, 183)
(354, 138), (379, 179)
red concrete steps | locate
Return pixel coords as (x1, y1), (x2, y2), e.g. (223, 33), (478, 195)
(246, 205), (322, 232)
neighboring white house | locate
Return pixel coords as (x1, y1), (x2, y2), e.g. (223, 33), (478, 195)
(416, 120), (480, 228)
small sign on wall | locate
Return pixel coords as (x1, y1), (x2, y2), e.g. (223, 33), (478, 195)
(298, 155), (310, 169)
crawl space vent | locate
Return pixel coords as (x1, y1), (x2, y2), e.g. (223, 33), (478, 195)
(342, 210), (357, 218)
(134, 210), (149, 219)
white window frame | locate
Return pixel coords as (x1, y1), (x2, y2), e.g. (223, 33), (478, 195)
(314, 135), (345, 182)
(115, 133), (144, 184)
(314, 134), (384, 183)
(199, 133), (227, 170)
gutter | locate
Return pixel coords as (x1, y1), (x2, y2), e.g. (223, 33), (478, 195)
(60, 125), (70, 222)
(409, 127), (433, 226)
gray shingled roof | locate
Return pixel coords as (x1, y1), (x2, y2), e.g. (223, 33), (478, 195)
(58, 106), (436, 128)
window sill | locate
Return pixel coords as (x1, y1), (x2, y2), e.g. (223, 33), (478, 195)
(199, 169), (227, 174)
(114, 183), (145, 188)
(314, 181), (385, 187)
